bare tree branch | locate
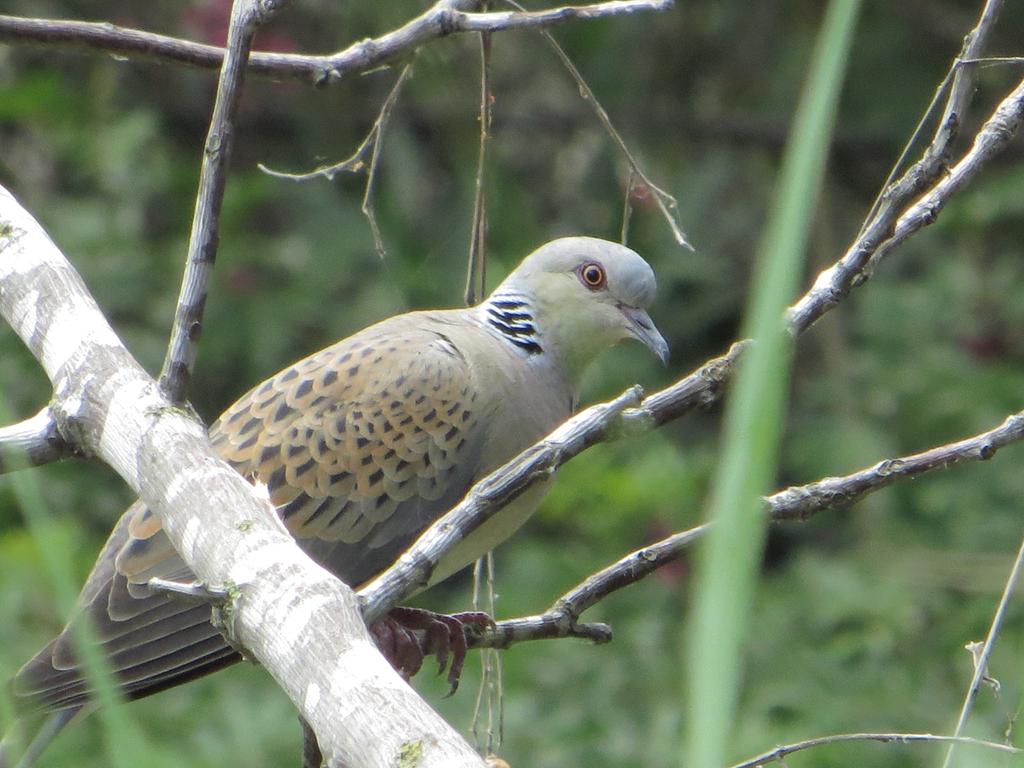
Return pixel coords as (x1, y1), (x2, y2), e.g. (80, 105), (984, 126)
(0, 0), (672, 87)
(860, 0), (1004, 226)
(861, 75), (1024, 272)
(0, 183), (486, 768)
(472, 526), (705, 649)
(788, 78), (1024, 335)
(730, 732), (1020, 768)
(0, 408), (74, 472)
(467, 409), (1024, 649)
(470, 554), (505, 755)
(158, 0), (288, 405)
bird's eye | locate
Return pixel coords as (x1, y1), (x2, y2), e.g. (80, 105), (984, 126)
(578, 262), (606, 290)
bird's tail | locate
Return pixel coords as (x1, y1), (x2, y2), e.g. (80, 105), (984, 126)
(0, 708), (81, 768)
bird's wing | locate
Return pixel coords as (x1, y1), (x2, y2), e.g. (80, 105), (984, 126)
(214, 316), (488, 583)
(14, 315), (490, 711)
(13, 502), (239, 712)
(119, 315), (487, 587)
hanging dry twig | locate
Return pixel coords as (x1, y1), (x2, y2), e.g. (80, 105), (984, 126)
(259, 63), (415, 258)
(504, 0), (692, 249)
(464, 20), (494, 308)
(471, 553), (505, 757)
(620, 169), (637, 244)
(464, 9), (505, 757)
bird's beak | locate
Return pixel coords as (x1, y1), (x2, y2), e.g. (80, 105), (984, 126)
(618, 304), (669, 365)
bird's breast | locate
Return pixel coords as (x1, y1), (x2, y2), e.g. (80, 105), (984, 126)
(428, 481), (551, 586)
(422, 336), (573, 583)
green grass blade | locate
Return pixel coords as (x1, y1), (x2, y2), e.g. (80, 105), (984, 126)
(683, 2), (862, 766)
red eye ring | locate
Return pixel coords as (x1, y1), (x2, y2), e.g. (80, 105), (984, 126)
(579, 262), (606, 290)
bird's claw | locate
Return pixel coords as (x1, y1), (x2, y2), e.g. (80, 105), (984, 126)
(369, 616), (423, 679)
(370, 607), (495, 694)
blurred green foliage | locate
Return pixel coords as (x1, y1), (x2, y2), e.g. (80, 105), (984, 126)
(3, 1), (1024, 766)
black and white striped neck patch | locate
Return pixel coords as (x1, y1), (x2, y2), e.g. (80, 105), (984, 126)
(484, 294), (542, 355)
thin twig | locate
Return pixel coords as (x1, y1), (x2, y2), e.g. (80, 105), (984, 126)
(940, 534), (1024, 768)
(468, 409), (1024, 649)
(540, 27), (691, 249)
(258, 64), (414, 182)
(767, 411), (1024, 521)
(464, 19), (493, 307)
(860, 0), (1002, 232)
(0, 1), (672, 87)
(505, 0), (691, 249)
(858, 67), (955, 230)
(158, 0), (291, 404)
(960, 56), (1024, 66)
(470, 553), (504, 755)
(467, 11), (502, 756)
(620, 169), (636, 244)
(939, 0), (1005, 148)
(471, 526), (704, 649)
(729, 732), (1019, 768)
(261, 63), (415, 259)
(471, 556), (487, 746)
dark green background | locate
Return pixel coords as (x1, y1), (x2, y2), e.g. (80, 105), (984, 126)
(3, 1), (1024, 766)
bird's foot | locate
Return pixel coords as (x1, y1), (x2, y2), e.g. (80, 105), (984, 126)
(370, 607), (495, 694)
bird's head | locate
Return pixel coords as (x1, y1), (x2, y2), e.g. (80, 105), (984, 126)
(491, 236), (668, 381)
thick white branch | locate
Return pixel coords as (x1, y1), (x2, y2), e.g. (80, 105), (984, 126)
(0, 184), (485, 767)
